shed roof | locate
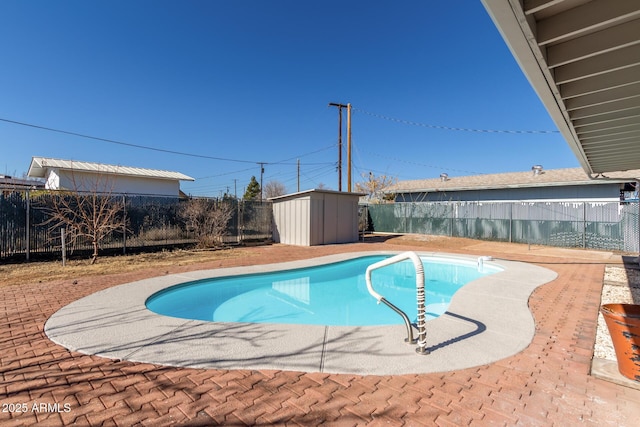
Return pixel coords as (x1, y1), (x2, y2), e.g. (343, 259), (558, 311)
(389, 167), (640, 194)
(27, 157), (194, 181)
(269, 189), (365, 202)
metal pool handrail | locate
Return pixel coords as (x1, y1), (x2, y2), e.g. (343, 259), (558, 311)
(365, 251), (429, 354)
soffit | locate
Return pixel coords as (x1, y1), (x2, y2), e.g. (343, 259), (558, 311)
(482, 0), (640, 175)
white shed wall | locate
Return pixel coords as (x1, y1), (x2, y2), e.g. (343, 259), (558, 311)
(44, 170), (60, 190)
(309, 198), (324, 246)
(272, 197), (311, 246)
(321, 194), (337, 244)
(336, 194), (359, 243)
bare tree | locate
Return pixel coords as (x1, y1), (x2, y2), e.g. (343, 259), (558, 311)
(41, 189), (126, 264)
(263, 180), (287, 198)
(180, 198), (234, 248)
(355, 172), (397, 203)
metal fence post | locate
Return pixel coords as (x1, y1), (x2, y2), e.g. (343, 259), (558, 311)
(449, 203), (453, 237)
(637, 184), (640, 265)
(25, 189), (30, 261)
(583, 202), (586, 249)
(527, 203), (531, 250)
(122, 194), (127, 255)
(61, 227), (66, 266)
(509, 202), (513, 243)
(239, 200), (244, 244)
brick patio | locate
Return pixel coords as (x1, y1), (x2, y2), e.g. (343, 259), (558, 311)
(1, 238), (640, 426)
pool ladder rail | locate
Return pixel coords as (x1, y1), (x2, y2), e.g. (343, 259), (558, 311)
(365, 252), (429, 355)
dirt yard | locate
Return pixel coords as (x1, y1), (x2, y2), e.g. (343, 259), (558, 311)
(1, 233), (630, 289)
(0, 234), (481, 288)
(0, 247), (254, 288)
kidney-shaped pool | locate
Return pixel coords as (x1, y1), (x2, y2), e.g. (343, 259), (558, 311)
(146, 255), (502, 326)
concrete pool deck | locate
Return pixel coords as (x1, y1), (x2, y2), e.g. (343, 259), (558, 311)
(44, 252), (557, 375)
(2, 237), (640, 425)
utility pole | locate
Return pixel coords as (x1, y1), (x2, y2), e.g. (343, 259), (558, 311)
(297, 159), (300, 192)
(258, 162), (265, 200)
(347, 102), (352, 192)
(329, 102), (347, 191)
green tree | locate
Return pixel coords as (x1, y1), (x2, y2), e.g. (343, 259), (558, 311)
(243, 176), (261, 200)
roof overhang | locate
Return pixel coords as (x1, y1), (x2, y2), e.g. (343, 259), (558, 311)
(481, 0), (640, 175)
(27, 157), (195, 181)
(269, 189), (365, 202)
(389, 167), (640, 194)
(393, 180), (625, 194)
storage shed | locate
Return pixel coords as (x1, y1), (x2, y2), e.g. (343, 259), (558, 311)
(270, 189), (363, 246)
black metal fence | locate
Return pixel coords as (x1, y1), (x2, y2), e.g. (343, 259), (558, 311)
(0, 189), (273, 261)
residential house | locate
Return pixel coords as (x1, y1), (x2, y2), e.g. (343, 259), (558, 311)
(388, 167), (640, 203)
(27, 157), (194, 197)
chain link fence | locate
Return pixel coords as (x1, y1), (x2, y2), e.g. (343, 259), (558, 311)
(364, 201), (640, 253)
(0, 189), (273, 261)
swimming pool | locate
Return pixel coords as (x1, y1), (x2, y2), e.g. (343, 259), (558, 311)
(46, 251), (558, 374)
(146, 255), (502, 326)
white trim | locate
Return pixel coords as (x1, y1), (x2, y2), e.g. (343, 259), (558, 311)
(28, 157), (194, 181)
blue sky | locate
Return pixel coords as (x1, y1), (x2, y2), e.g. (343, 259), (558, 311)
(0, 1), (579, 197)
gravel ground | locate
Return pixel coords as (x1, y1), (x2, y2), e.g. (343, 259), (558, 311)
(595, 265), (640, 360)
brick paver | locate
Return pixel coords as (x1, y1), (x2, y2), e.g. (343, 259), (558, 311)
(2, 239), (640, 426)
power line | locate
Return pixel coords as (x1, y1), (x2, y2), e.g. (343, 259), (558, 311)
(195, 166), (257, 180)
(353, 108), (560, 134)
(270, 144), (337, 165)
(0, 117), (337, 166)
(299, 164), (336, 188)
(359, 147), (488, 176)
(0, 117), (262, 164)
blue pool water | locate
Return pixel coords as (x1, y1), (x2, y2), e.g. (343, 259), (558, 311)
(146, 255), (501, 326)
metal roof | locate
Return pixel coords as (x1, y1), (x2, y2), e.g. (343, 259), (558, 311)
(0, 176), (45, 190)
(27, 157), (195, 181)
(481, 0), (640, 175)
(389, 167), (640, 193)
(268, 189), (365, 202)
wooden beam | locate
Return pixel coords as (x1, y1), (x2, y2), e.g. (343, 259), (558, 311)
(554, 44), (640, 84)
(546, 19), (640, 68)
(560, 65), (640, 99)
(565, 82), (640, 111)
(524, 0), (564, 15)
(570, 97), (640, 120)
(537, 0), (640, 46)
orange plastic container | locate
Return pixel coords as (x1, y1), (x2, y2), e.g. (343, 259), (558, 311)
(600, 304), (640, 382)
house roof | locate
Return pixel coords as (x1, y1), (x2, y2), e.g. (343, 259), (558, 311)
(481, 0), (640, 175)
(27, 157), (195, 181)
(0, 175), (45, 189)
(388, 167), (640, 194)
